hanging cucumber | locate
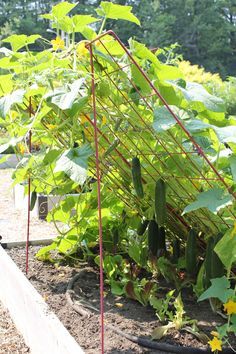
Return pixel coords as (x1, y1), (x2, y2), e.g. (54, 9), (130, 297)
(211, 233), (225, 279)
(185, 229), (197, 276)
(204, 237), (214, 288)
(155, 178), (167, 226)
(148, 220), (159, 256)
(157, 226), (167, 257)
(103, 138), (120, 158)
(172, 238), (181, 263)
(114, 118), (122, 132)
(137, 219), (149, 236)
(204, 234), (225, 289)
(30, 191), (37, 211)
(131, 157), (144, 199)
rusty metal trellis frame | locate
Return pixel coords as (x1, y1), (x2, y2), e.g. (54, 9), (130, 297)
(86, 31), (236, 352)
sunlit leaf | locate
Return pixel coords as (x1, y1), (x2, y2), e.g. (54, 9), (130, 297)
(96, 2), (140, 25)
(3, 34), (41, 52)
(171, 82), (225, 112)
(229, 155), (236, 182)
(153, 106), (178, 132)
(198, 277), (234, 303)
(182, 188), (233, 215)
(42, 2), (78, 21)
(54, 144), (93, 184)
(45, 79), (85, 110)
(0, 89), (25, 118)
(214, 229), (236, 270)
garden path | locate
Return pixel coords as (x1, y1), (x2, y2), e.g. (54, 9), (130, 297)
(0, 169), (57, 243)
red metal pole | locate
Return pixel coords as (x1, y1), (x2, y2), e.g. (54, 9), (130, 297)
(26, 98), (32, 274)
(88, 43), (105, 354)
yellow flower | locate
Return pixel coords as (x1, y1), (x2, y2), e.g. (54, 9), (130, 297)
(76, 41), (89, 58)
(51, 36), (65, 51)
(10, 111), (18, 120)
(80, 114), (88, 125)
(223, 299), (236, 315)
(101, 115), (107, 126)
(208, 336), (222, 352)
(231, 222), (236, 238)
(18, 143), (25, 154)
(46, 123), (57, 130)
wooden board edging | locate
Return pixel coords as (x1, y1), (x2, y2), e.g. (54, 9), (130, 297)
(0, 245), (84, 354)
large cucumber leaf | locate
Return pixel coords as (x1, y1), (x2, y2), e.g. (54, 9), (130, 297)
(54, 144), (93, 184)
(96, 2), (140, 25)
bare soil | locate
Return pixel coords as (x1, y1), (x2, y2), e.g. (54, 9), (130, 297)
(7, 246), (235, 354)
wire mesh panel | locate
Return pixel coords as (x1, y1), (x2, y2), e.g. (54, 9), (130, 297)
(84, 31), (235, 240)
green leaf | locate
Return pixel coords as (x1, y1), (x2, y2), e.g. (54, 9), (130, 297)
(182, 188), (233, 215)
(73, 15), (100, 32)
(3, 34), (41, 52)
(53, 1), (78, 18)
(110, 280), (124, 296)
(153, 106), (178, 132)
(35, 242), (57, 262)
(214, 126), (236, 144)
(131, 65), (152, 94)
(171, 82), (225, 112)
(57, 235), (78, 255)
(157, 64), (183, 81)
(42, 2), (78, 21)
(43, 149), (61, 164)
(96, 2), (140, 25)
(129, 39), (161, 67)
(184, 119), (211, 133)
(0, 136), (23, 154)
(229, 155), (236, 182)
(54, 144), (93, 184)
(214, 229), (236, 270)
(0, 89), (25, 118)
(46, 79), (84, 110)
(198, 277), (234, 303)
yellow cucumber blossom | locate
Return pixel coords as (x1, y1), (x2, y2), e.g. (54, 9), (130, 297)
(231, 222), (236, 237)
(18, 143), (26, 154)
(223, 299), (236, 315)
(46, 123), (57, 130)
(51, 36), (65, 51)
(208, 336), (222, 352)
(76, 41), (89, 58)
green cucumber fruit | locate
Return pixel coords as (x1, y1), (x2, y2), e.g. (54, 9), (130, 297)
(211, 233), (225, 279)
(131, 157), (144, 199)
(204, 234), (225, 288)
(185, 229), (197, 276)
(103, 138), (120, 158)
(155, 178), (167, 226)
(137, 219), (149, 236)
(148, 220), (159, 256)
(172, 238), (181, 263)
(204, 237), (214, 288)
(30, 191), (37, 211)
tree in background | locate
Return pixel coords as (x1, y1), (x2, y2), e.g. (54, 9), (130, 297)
(0, 0), (235, 77)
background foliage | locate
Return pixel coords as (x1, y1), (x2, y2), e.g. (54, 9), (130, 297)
(0, 0), (236, 78)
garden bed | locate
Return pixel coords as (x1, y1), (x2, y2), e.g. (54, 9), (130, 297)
(6, 245), (235, 354)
